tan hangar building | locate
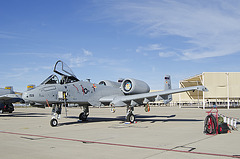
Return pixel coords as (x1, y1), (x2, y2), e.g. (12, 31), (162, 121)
(152, 72), (240, 109)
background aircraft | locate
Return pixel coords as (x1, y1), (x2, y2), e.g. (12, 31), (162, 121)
(22, 60), (208, 126)
(0, 86), (23, 113)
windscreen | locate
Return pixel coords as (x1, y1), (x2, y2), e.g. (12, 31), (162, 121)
(41, 75), (59, 85)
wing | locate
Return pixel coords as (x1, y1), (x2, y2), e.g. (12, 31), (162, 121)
(0, 94), (22, 101)
(99, 86), (208, 107)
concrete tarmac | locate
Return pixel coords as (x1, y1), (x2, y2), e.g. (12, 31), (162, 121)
(0, 106), (239, 159)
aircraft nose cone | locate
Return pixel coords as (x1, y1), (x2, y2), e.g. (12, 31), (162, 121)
(22, 92), (29, 102)
(22, 92), (27, 99)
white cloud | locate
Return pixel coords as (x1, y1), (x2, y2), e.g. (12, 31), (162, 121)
(0, 32), (21, 39)
(59, 49), (93, 67)
(136, 44), (177, 58)
(99, 0), (240, 60)
(9, 52), (93, 68)
(159, 52), (177, 58)
(82, 49), (93, 56)
(136, 44), (163, 53)
(69, 56), (88, 67)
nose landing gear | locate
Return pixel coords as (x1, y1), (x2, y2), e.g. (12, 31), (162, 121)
(50, 118), (58, 127)
(50, 104), (62, 127)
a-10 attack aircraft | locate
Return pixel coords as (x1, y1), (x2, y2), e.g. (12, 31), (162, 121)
(0, 86), (23, 113)
(22, 60), (208, 127)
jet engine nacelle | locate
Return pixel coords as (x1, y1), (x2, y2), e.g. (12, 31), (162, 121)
(99, 80), (121, 88)
(121, 78), (150, 95)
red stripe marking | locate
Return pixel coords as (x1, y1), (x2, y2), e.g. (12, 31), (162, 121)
(46, 99), (50, 108)
(80, 85), (85, 95)
(73, 84), (79, 92)
(0, 131), (239, 158)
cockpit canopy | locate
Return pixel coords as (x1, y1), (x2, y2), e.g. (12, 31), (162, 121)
(41, 60), (79, 85)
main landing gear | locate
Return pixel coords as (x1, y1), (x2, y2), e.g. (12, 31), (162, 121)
(126, 106), (135, 123)
(111, 104), (136, 123)
(79, 106), (89, 121)
(1, 104), (14, 113)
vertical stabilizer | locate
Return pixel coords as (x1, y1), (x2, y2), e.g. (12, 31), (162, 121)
(5, 86), (14, 93)
(164, 75), (171, 90)
(163, 75), (172, 104)
(27, 85), (36, 91)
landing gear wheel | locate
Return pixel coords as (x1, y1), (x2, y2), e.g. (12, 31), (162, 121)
(126, 113), (135, 123)
(50, 119), (58, 127)
(79, 112), (88, 121)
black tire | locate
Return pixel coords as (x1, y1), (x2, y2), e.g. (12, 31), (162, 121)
(9, 104), (14, 113)
(204, 114), (217, 134)
(79, 112), (87, 121)
(50, 119), (58, 127)
(126, 113), (135, 123)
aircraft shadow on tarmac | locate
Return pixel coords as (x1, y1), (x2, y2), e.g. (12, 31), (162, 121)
(59, 114), (203, 126)
(0, 112), (49, 118)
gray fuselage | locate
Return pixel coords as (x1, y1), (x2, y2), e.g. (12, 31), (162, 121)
(23, 80), (124, 106)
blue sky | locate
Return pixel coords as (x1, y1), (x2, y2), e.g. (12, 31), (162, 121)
(1, 0), (240, 92)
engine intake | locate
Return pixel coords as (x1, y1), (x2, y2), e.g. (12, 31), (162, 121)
(121, 78), (150, 95)
(99, 80), (121, 88)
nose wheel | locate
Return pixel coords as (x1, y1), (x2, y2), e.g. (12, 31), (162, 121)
(50, 104), (62, 127)
(50, 118), (58, 127)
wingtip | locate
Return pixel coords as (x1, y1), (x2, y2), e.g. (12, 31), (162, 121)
(203, 87), (209, 92)
(197, 86), (208, 92)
